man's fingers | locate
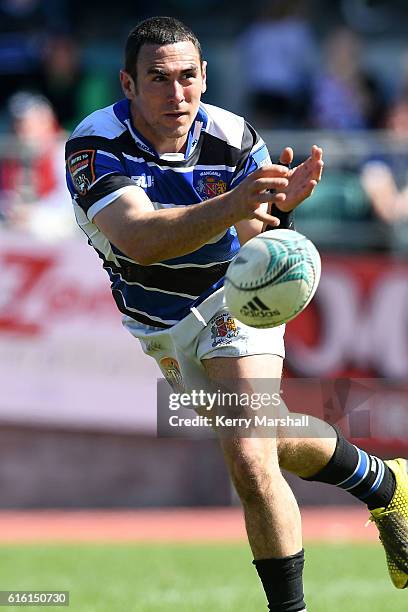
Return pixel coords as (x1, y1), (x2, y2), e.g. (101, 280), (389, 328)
(273, 192), (287, 204)
(253, 191), (288, 205)
(279, 147), (294, 166)
(312, 159), (324, 182)
(311, 145), (323, 160)
(254, 164), (289, 178)
(250, 192), (289, 223)
(253, 177), (289, 192)
(253, 209), (281, 226)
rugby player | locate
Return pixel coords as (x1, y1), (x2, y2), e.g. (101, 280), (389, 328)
(65, 16), (408, 610)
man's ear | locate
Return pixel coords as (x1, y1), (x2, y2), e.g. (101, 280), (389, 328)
(201, 61), (207, 94)
(120, 70), (136, 99)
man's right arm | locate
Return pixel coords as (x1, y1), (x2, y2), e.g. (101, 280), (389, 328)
(92, 166), (290, 265)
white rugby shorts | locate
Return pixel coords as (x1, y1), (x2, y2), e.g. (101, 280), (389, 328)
(123, 288), (285, 391)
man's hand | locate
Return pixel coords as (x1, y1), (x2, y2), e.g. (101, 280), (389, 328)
(276, 145), (324, 212)
(231, 165), (290, 227)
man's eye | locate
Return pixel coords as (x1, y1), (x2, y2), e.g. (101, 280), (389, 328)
(152, 75), (166, 82)
(182, 73), (195, 80)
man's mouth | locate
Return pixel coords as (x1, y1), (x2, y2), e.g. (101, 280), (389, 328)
(163, 111), (188, 118)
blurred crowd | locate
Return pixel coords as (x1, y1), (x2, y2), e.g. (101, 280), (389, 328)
(237, 1), (399, 131)
(1, 0), (408, 248)
(236, 0), (408, 251)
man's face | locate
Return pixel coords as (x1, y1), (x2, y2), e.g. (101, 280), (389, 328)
(121, 41), (207, 153)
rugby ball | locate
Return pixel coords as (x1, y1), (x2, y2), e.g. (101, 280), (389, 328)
(224, 229), (321, 328)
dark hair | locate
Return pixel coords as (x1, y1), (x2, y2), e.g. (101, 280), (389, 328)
(125, 16), (202, 80)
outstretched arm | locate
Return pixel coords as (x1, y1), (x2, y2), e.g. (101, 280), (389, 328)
(93, 165), (290, 264)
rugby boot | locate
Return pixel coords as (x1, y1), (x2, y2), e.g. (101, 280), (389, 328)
(367, 458), (408, 589)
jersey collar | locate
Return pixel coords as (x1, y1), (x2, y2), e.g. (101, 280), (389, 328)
(113, 98), (208, 160)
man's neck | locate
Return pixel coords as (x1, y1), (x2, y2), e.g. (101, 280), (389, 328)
(155, 137), (188, 155)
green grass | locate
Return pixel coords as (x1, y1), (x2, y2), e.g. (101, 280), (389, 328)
(0, 542), (406, 611)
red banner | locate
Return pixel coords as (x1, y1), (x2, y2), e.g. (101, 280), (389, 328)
(285, 254), (408, 452)
(286, 254), (408, 378)
(0, 231), (158, 432)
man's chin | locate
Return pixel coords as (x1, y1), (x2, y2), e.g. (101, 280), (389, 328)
(162, 124), (191, 140)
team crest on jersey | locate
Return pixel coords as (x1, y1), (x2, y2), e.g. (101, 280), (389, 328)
(159, 357), (184, 392)
(67, 149), (96, 195)
(196, 171), (227, 199)
(210, 313), (238, 348)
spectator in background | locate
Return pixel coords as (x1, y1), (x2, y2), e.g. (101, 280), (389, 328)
(237, 0), (317, 128)
(361, 91), (408, 224)
(0, 91), (75, 239)
(311, 27), (386, 130)
(38, 35), (84, 130)
(0, 0), (72, 113)
(38, 34), (113, 131)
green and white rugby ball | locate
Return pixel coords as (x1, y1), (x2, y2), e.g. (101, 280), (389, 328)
(224, 229), (321, 328)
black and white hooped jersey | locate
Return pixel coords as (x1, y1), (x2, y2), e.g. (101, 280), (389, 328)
(65, 99), (271, 328)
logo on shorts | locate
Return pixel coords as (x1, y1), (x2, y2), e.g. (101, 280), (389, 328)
(159, 357), (184, 392)
(196, 172), (227, 199)
(210, 312), (238, 348)
(67, 149), (96, 195)
(144, 340), (163, 353)
(240, 297), (280, 319)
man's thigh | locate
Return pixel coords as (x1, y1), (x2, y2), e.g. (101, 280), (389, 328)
(201, 355), (285, 465)
(202, 353), (283, 381)
(201, 353), (285, 415)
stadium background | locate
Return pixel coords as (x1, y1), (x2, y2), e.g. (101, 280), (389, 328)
(0, 0), (408, 610)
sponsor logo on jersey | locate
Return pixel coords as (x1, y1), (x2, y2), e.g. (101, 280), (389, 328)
(135, 139), (152, 153)
(67, 149), (96, 195)
(159, 357), (184, 392)
(210, 312), (238, 347)
(196, 171), (227, 199)
(240, 297), (280, 318)
(126, 123), (155, 156)
(131, 174), (154, 189)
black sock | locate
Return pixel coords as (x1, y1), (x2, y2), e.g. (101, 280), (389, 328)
(304, 427), (396, 510)
(253, 549), (306, 611)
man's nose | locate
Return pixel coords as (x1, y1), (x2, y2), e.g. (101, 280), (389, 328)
(168, 80), (185, 103)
